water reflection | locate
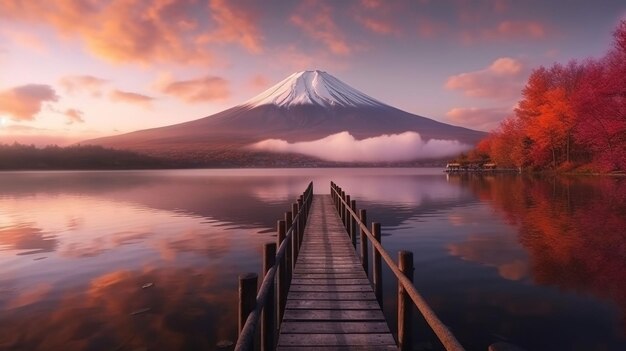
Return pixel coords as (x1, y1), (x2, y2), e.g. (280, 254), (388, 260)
(0, 224), (58, 255)
(444, 174), (626, 345)
(0, 170), (624, 350)
(0, 266), (238, 350)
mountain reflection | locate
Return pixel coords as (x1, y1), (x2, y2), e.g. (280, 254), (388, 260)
(451, 174), (626, 331)
(0, 170), (472, 231)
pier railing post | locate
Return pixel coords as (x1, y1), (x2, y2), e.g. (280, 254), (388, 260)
(238, 272), (258, 348)
(297, 198), (304, 249)
(398, 251), (414, 351)
(350, 200), (357, 248)
(345, 194), (351, 232)
(285, 212), (293, 285)
(372, 222), (383, 306)
(262, 243), (276, 351)
(341, 191), (346, 224)
(291, 203), (299, 264)
(359, 209), (368, 276)
(277, 220), (287, 325)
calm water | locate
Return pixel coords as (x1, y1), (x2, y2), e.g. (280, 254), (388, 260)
(0, 169), (624, 351)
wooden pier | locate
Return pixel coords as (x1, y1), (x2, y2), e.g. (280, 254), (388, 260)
(276, 195), (396, 350)
(235, 182), (466, 351)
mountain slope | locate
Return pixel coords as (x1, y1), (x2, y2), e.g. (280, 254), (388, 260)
(84, 70), (485, 164)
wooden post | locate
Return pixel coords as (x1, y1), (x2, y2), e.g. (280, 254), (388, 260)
(345, 194), (351, 231)
(297, 198), (304, 247)
(341, 191), (346, 224)
(350, 200), (357, 248)
(277, 220), (286, 324)
(398, 251), (414, 351)
(262, 243), (276, 351)
(372, 222), (382, 306)
(285, 212), (293, 285)
(291, 203), (299, 265)
(238, 273), (257, 336)
(359, 209), (368, 276)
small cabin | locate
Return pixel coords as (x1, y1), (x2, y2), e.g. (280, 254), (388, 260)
(445, 163), (462, 171)
(483, 163), (497, 170)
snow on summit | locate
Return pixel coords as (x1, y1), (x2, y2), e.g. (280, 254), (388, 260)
(243, 70), (388, 108)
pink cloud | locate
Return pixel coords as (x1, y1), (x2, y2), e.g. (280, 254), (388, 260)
(462, 20), (550, 44)
(290, 1), (353, 55)
(493, 20), (547, 39)
(64, 108), (84, 124)
(445, 57), (527, 100)
(445, 106), (513, 131)
(249, 74), (270, 90)
(160, 75), (230, 103)
(0, 84), (58, 121)
(417, 18), (447, 39)
(109, 90), (155, 107)
(59, 75), (108, 96)
(1, 28), (46, 53)
(356, 16), (398, 35)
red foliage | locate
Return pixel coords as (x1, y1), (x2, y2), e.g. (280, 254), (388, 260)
(473, 20), (626, 171)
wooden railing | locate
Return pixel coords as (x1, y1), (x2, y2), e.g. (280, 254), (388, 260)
(235, 182), (313, 351)
(330, 181), (466, 351)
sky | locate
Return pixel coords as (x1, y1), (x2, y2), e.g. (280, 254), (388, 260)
(0, 0), (624, 146)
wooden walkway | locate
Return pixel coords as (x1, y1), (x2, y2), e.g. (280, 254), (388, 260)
(277, 195), (396, 350)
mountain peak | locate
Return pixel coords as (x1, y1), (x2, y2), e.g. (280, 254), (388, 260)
(242, 70), (388, 108)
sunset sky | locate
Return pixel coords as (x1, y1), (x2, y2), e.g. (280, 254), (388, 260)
(0, 0), (624, 146)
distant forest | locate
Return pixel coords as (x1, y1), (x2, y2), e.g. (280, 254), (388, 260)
(0, 143), (174, 170)
(459, 20), (626, 173)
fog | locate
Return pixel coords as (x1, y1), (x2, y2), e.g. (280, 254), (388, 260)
(250, 131), (471, 162)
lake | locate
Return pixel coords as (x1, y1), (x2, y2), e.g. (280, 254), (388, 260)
(0, 168), (624, 350)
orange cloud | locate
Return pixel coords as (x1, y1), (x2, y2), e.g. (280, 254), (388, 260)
(445, 57), (527, 100)
(0, 84), (58, 121)
(59, 75), (108, 97)
(110, 90), (155, 107)
(290, 1), (352, 55)
(160, 76), (230, 103)
(64, 108), (84, 124)
(445, 106), (512, 131)
(196, 0), (263, 53)
(0, 0), (262, 65)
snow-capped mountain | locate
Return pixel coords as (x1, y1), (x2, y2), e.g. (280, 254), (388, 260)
(242, 70), (387, 108)
(84, 70), (486, 165)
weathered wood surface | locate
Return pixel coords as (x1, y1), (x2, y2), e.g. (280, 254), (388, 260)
(277, 195), (396, 350)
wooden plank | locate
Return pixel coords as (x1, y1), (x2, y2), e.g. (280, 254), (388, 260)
(287, 291), (377, 300)
(286, 300), (381, 310)
(277, 346), (397, 351)
(290, 278), (370, 285)
(280, 321), (390, 334)
(294, 269), (363, 274)
(278, 334), (396, 346)
(292, 273), (367, 279)
(289, 285), (372, 292)
(283, 310), (386, 321)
